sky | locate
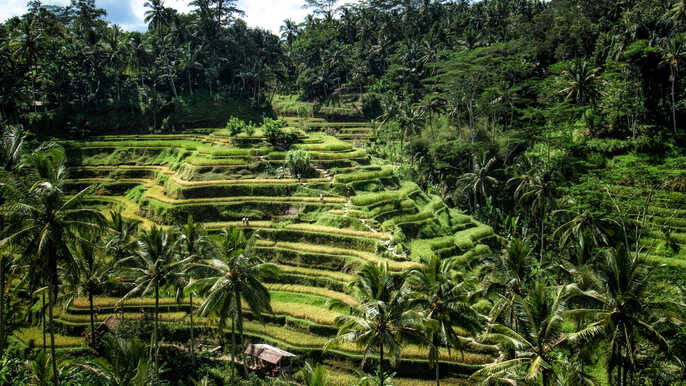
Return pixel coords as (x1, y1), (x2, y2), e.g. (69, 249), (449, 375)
(0, 0), (342, 35)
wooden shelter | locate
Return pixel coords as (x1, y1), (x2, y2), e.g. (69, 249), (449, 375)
(244, 344), (295, 376)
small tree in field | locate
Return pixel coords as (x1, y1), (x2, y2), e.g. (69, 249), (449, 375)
(286, 149), (311, 178)
(225, 117), (246, 136)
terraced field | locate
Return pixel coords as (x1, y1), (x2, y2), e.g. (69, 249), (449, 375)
(28, 117), (498, 381)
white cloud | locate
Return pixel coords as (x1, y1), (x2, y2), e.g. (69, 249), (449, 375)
(238, 0), (307, 33)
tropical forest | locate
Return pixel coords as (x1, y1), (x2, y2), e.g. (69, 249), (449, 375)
(0, 0), (685, 385)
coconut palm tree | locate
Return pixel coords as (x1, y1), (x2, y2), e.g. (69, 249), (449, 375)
(0, 125), (25, 172)
(177, 216), (210, 364)
(456, 154), (499, 209)
(509, 165), (557, 261)
(121, 226), (185, 373)
(472, 280), (569, 386)
(566, 247), (683, 385)
(406, 255), (483, 386)
(75, 335), (151, 386)
(326, 262), (422, 386)
(63, 232), (114, 350)
(144, 0), (170, 31)
(558, 59), (602, 106)
(660, 34), (686, 136)
(479, 237), (538, 330)
(1, 149), (104, 385)
(10, 14), (42, 113)
(195, 228), (278, 380)
(104, 210), (140, 264)
(553, 207), (615, 265)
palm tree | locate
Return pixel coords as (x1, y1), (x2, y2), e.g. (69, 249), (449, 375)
(479, 238), (538, 330)
(326, 263), (421, 386)
(121, 226), (185, 373)
(75, 335), (151, 386)
(509, 166), (557, 261)
(177, 216), (210, 364)
(553, 207), (615, 265)
(558, 59), (602, 106)
(456, 154), (499, 210)
(406, 255), (483, 386)
(63, 232), (114, 350)
(104, 210), (140, 263)
(280, 19), (301, 48)
(195, 228), (278, 380)
(566, 247), (682, 385)
(10, 14), (42, 113)
(472, 280), (569, 386)
(660, 34), (686, 136)
(1, 149), (104, 385)
(144, 0), (170, 31)
(0, 125), (25, 172)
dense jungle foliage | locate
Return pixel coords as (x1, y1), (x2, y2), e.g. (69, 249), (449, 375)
(1, 0), (686, 385)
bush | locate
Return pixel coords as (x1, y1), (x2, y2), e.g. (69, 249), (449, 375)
(245, 123), (256, 136)
(264, 119), (299, 150)
(286, 149), (311, 178)
(225, 117), (246, 136)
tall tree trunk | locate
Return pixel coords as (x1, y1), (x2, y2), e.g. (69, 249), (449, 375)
(47, 284), (58, 386)
(154, 281), (159, 374)
(435, 353), (440, 386)
(231, 315), (236, 383)
(540, 201), (546, 262)
(190, 292), (195, 365)
(235, 288), (249, 378)
(187, 72), (193, 96)
(89, 292), (96, 350)
(671, 68), (677, 137)
(379, 339), (384, 386)
(42, 291), (46, 351)
(0, 260), (5, 354)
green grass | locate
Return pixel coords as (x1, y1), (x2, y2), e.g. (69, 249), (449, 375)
(454, 224), (494, 250)
(285, 224), (390, 240)
(265, 284), (357, 306)
(351, 183), (420, 206)
(334, 167), (394, 184)
(14, 327), (83, 347)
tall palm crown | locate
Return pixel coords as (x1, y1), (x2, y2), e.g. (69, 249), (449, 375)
(558, 59), (602, 106)
(480, 238), (538, 329)
(327, 262), (421, 386)
(122, 226), (186, 371)
(473, 280), (569, 386)
(1, 148), (104, 384)
(0, 125), (25, 172)
(406, 255), (483, 386)
(566, 248), (682, 385)
(456, 154), (499, 208)
(104, 210), (140, 263)
(63, 233), (114, 350)
(195, 228), (278, 378)
(144, 0), (170, 31)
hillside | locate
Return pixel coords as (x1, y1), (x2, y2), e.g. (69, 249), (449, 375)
(49, 117), (498, 382)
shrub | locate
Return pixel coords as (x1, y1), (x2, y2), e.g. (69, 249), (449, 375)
(264, 118), (298, 150)
(286, 149), (311, 178)
(225, 117), (246, 136)
(244, 123), (256, 136)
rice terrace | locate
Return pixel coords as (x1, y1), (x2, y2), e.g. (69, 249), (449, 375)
(1, 0), (686, 385)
